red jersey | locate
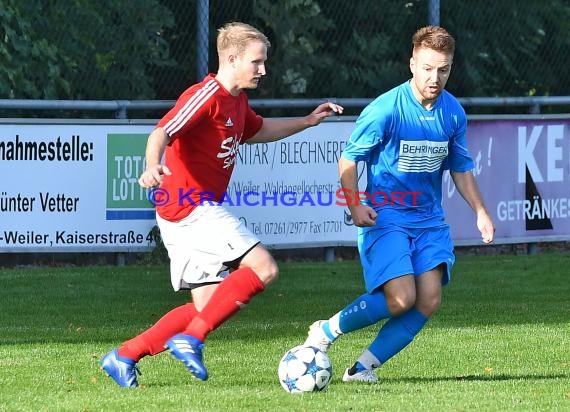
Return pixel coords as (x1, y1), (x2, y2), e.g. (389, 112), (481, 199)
(155, 74), (263, 221)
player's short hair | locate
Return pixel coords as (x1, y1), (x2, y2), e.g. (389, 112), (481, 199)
(412, 26), (455, 56)
(217, 22), (271, 57)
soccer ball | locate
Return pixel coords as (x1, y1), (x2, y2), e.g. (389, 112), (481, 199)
(278, 345), (333, 393)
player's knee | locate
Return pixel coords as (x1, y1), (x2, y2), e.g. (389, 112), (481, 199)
(386, 290), (416, 316)
(415, 293), (441, 317)
(240, 244), (279, 285)
(254, 259), (279, 286)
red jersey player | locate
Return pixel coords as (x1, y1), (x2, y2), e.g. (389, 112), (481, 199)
(100, 21), (343, 387)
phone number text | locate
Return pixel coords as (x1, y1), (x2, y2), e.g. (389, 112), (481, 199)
(248, 220), (343, 236)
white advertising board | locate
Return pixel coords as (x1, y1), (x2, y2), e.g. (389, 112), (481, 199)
(5, 116), (567, 253)
(1, 120), (157, 252)
(0, 119), (358, 252)
(225, 119), (358, 248)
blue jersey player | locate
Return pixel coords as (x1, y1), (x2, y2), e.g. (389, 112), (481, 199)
(304, 26), (495, 382)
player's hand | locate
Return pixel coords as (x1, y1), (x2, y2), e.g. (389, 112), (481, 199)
(139, 164), (172, 188)
(306, 102), (344, 126)
(350, 204), (377, 227)
(477, 210), (495, 243)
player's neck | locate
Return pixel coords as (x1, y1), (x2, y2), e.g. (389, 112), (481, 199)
(215, 71), (241, 96)
(419, 99), (436, 111)
(410, 87), (436, 111)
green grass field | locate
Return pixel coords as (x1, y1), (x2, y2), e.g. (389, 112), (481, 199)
(1, 253), (569, 411)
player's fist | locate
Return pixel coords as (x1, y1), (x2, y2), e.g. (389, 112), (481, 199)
(350, 204), (377, 227)
(139, 164), (171, 188)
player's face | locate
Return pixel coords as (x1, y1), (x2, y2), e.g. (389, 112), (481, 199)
(409, 47), (453, 108)
(234, 40), (267, 90)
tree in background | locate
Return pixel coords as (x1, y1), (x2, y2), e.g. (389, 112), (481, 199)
(317, 0), (424, 98)
(445, 0), (570, 98)
(0, 0), (66, 99)
(253, 0), (334, 99)
(1, 0), (569, 102)
(0, 0), (174, 99)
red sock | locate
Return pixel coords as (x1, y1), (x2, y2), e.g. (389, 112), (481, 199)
(118, 303), (198, 362)
(183, 267), (265, 342)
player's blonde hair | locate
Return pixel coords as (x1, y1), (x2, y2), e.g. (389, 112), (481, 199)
(412, 26), (455, 56)
(217, 22), (271, 57)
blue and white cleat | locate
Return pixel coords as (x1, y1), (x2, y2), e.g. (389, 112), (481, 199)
(100, 349), (140, 388)
(165, 333), (208, 381)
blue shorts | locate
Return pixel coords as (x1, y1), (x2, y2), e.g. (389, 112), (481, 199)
(357, 225), (455, 293)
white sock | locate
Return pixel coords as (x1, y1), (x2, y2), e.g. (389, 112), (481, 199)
(326, 312), (342, 339)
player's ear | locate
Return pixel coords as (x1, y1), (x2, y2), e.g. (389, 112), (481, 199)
(409, 56), (415, 74)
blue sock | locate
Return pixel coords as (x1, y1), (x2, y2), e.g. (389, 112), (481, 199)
(368, 307), (428, 364)
(337, 291), (391, 334)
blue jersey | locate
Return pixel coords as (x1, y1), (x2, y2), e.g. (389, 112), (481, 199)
(342, 80), (474, 228)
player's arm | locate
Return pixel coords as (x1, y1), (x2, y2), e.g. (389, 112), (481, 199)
(339, 156), (377, 227)
(138, 127), (172, 188)
(246, 102), (343, 144)
(450, 170), (495, 243)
